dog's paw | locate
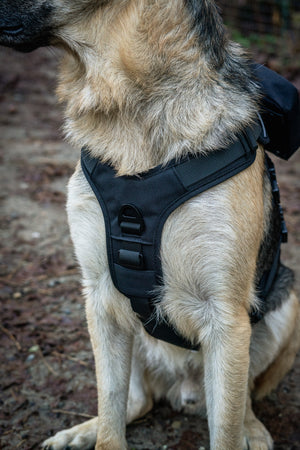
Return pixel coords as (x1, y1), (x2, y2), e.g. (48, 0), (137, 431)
(41, 418), (97, 450)
(42, 432), (94, 450)
(243, 417), (273, 450)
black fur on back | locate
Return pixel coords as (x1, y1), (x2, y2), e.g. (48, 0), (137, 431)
(184, 0), (227, 67)
(184, 0), (259, 96)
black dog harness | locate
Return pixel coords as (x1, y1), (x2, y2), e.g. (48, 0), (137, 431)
(81, 120), (287, 350)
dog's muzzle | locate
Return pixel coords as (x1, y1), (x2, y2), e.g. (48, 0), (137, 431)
(0, 5), (54, 52)
(0, 21), (24, 37)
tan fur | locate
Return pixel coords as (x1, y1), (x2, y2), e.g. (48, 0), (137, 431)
(253, 291), (300, 400)
(56, 0), (258, 175)
(1, 1), (298, 449)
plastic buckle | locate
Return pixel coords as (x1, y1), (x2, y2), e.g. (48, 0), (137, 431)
(118, 249), (144, 269)
(271, 179), (280, 203)
(279, 205), (288, 243)
(119, 205), (144, 235)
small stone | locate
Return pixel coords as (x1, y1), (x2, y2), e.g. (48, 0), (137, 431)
(171, 420), (181, 429)
(48, 279), (60, 287)
(29, 345), (40, 353)
(13, 292), (22, 299)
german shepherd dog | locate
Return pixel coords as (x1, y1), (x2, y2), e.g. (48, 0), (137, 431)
(0, 1), (299, 449)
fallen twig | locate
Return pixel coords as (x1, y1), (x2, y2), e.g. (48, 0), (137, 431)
(0, 325), (22, 351)
(52, 351), (89, 367)
(52, 409), (95, 419)
(35, 268), (79, 282)
(2, 430), (14, 436)
(0, 278), (22, 288)
(38, 347), (59, 376)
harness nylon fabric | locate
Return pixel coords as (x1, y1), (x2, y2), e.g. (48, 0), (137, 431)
(81, 123), (270, 350)
(252, 63), (300, 160)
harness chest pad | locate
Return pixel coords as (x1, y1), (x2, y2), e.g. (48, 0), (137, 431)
(81, 124), (261, 350)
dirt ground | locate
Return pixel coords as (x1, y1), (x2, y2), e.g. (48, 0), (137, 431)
(0, 46), (299, 450)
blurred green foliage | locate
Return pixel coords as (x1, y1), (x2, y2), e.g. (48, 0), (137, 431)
(218, 1), (300, 71)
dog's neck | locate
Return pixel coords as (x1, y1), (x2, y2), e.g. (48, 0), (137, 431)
(57, 0), (259, 175)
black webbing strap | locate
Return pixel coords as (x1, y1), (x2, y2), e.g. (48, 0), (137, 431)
(81, 121), (265, 349)
(250, 154), (288, 323)
(174, 125), (260, 189)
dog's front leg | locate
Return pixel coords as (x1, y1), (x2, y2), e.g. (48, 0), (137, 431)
(86, 294), (133, 450)
(202, 305), (251, 450)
